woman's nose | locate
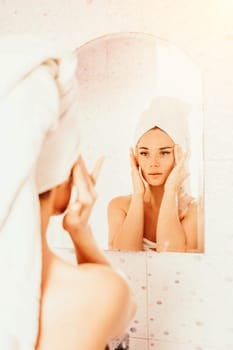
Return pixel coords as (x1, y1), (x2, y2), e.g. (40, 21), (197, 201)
(149, 155), (160, 167)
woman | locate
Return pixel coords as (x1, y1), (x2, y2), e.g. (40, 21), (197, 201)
(0, 35), (136, 350)
(108, 97), (203, 253)
(37, 156), (136, 350)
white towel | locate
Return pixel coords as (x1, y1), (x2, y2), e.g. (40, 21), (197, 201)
(0, 35), (80, 349)
(133, 96), (190, 152)
(133, 96), (193, 203)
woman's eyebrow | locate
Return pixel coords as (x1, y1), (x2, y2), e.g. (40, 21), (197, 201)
(138, 146), (173, 150)
(159, 146), (173, 150)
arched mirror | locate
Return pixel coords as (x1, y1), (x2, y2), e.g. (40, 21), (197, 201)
(48, 32), (204, 253)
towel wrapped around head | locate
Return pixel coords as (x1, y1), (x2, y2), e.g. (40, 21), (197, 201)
(0, 35), (80, 349)
(133, 96), (190, 151)
(133, 96), (194, 217)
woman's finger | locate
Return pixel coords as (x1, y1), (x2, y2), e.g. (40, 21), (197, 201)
(76, 165), (94, 205)
(78, 156), (97, 191)
(72, 158), (97, 205)
(130, 148), (138, 168)
(68, 200), (82, 214)
(64, 199), (92, 228)
(175, 146), (190, 171)
(79, 156), (99, 200)
(90, 156), (105, 184)
(174, 144), (183, 165)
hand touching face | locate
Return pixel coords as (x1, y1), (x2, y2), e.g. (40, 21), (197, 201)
(164, 144), (189, 193)
(63, 155), (104, 234)
(136, 128), (175, 187)
(130, 147), (146, 195)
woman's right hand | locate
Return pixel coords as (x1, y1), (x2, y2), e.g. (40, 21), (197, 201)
(130, 148), (145, 195)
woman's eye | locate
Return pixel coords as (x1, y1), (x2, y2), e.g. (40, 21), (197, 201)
(140, 151), (149, 157)
(161, 151), (171, 156)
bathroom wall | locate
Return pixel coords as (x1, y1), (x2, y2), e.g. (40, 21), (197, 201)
(1, 1), (233, 349)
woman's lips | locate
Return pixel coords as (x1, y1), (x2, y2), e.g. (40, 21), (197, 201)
(148, 172), (162, 176)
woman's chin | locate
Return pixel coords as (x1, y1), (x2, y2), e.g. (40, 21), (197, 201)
(142, 173), (166, 187)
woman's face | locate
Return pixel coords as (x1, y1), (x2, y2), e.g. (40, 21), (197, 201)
(136, 128), (175, 187)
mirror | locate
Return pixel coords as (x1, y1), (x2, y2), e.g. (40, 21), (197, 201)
(48, 32), (204, 253)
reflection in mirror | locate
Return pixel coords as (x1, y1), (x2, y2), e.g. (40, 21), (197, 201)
(76, 33), (204, 253)
(48, 32), (204, 253)
(108, 96), (203, 252)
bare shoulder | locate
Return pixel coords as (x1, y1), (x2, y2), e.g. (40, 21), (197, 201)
(38, 260), (135, 350)
(73, 264), (136, 342)
(92, 264), (135, 334)
(75, 263), (130, 290)
(63, 263), (136, 343)
(107, 195), (133, 248)
(52, 259), (131, 296)
(108, 195), (132, 214)
(70, 263), (131, 304)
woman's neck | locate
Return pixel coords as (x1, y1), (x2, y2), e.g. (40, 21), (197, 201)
(144, 185), (164, 208)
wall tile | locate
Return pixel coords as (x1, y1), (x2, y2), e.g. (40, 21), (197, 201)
(130, 337), (148, 350)
(148, 340), (227, 350)
(147, 253), (233, 348)
(203, 39), (233, 111)
(147, 253), (206, 344)
(204, 109), (233, 161)
(200, 256), (233, 347)
(204, 160), (233, 256)
(51, 247), (76, 265)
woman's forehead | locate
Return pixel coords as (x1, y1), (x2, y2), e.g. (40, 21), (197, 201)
(137, 128), (174, 148)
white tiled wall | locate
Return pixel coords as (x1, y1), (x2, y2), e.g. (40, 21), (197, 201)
(1, 1), (233, 349)
(105, 251), (233, 349)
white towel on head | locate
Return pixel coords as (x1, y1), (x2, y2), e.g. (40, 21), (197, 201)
(0, 35), (80, 349)
(133, 96), (193, 200)
(133, 96), (190, 151)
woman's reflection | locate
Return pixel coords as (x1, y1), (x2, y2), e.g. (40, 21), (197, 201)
(108, 96), (203, 253)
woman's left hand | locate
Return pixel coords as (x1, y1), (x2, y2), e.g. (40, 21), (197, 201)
(62, 155), (104, 238)
(164, 145), (189, 194)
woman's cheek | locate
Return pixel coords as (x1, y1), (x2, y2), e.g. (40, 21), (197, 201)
(137, 157), (144, 169)
(138, 165), (147, 181)
(166, 156), (175, 171)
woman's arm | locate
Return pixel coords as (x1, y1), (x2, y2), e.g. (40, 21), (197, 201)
(157, 194), (200, 253)
(108, 148), (145, 251)
(108, 194), (144, 251)
(97, 268), (137, 341)
(68, 224), (110, 265)
(156, 145), (198, 252)
(156, 190), (188, 252)
(182, 198), (204, 253)
(63, 156), (110, 265)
